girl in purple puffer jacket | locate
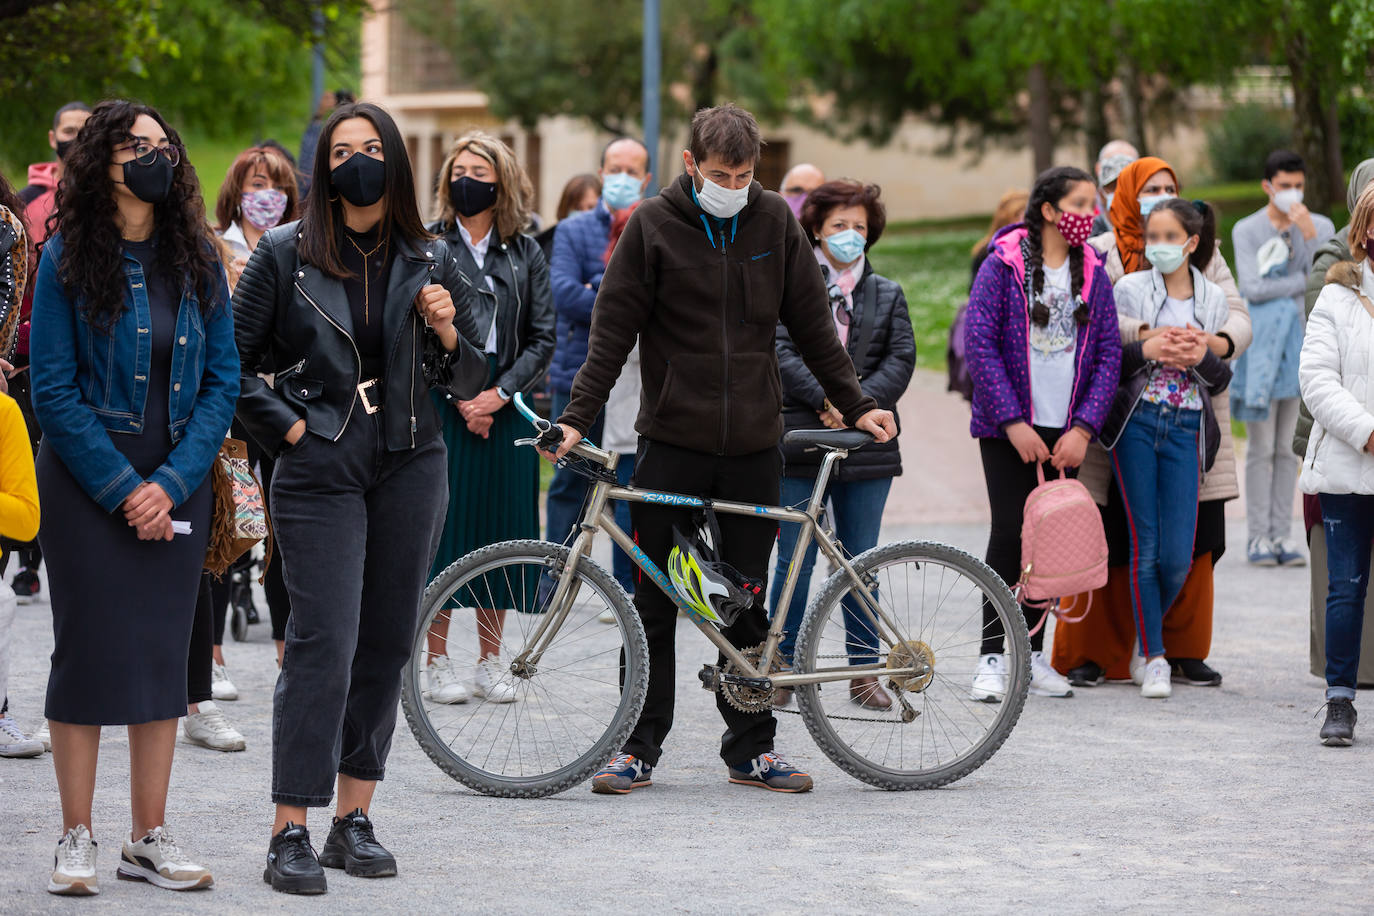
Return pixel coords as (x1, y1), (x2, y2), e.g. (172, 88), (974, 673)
(963, 165), (1123, 701)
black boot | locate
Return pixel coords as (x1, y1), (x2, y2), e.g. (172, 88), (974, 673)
(264, 822), (327, 894)
(319, 808), (397, 878)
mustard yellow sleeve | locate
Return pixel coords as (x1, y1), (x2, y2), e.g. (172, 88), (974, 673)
(0, 393), (38, 541)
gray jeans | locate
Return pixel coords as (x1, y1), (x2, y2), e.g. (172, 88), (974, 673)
(268, 410), (447, 806)
(1244, 397), (1300, 544)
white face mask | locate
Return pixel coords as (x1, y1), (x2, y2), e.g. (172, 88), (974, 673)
(694, 170), (750, 219)
(1272, 187), (1304, 214)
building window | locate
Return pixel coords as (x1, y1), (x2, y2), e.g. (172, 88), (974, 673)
(755, 139), (791, 194)
(388, 15), (464, 94)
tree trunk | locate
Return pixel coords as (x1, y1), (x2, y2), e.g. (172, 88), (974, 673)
(1286, 31), (1341, 213)
(1118, 59), (1148, 155)
(1027, 63), (1054, 177)
(1083, 84), (1109, 168)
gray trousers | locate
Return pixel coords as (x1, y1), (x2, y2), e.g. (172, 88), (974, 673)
(1245, 397), (1300, 543)
(268, 410), (447, 806)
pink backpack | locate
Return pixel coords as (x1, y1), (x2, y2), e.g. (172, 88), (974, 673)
(1017, 464), (1107, 633)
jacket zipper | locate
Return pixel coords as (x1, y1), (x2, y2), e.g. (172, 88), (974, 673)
(296, 280), (360, 442)
(718, 240), (730, 455)
(409, 317), (418, 445)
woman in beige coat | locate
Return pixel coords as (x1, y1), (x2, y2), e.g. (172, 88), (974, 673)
(1052, 156), (1251, 687)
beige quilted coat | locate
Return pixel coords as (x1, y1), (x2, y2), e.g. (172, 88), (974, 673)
(1077, 233), (1253, 504)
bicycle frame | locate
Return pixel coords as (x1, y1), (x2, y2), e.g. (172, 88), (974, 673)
(511, 397), (921, 689)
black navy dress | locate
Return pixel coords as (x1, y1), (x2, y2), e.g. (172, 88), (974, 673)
(40, 238), (213, 725)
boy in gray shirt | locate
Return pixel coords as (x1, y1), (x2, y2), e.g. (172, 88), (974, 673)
(1231, 149), (1334, 567)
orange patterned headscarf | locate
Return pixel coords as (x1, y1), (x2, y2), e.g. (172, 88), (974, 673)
(1108, 156), (1180, 275)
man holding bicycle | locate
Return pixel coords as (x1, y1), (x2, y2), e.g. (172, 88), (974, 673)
(545, 104), (896, 794)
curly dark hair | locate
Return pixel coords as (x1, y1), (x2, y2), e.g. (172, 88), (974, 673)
(49, 99), (222, 332)
(0, 174), (24, 229)
(799, 179), (887, 251)
(1024, 165), (1095, 328)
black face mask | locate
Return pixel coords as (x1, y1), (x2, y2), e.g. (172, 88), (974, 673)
(55, 139), (73, 161)
(449, 176), (499, 218)
(121, 156), (173, 204)
(331, 152), (386, 207)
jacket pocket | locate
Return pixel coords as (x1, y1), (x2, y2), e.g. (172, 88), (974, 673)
(643, 353), (721, 442)
(741, 254), (784, 324)
(286, 377), (325, 401)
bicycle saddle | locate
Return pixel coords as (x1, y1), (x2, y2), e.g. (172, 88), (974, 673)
(782, 429), (874, 451)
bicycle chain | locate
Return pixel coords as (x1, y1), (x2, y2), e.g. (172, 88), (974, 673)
(779, 654), (919, 723)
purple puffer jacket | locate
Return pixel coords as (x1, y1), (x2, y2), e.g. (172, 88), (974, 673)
(964, 224), (1122, 439)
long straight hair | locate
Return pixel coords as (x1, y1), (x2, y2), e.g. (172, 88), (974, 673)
(297, 101), (433, 278)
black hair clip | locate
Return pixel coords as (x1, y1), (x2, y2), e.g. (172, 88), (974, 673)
(1191, 199), (1208, 214)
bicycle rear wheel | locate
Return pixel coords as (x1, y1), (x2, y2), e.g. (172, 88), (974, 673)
(793, 540), (1029, 790)
(400, 540), (648, 797)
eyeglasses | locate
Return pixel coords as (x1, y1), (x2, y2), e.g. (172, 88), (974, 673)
(114, 140), (181, 168)
(828, 283), (852, 327)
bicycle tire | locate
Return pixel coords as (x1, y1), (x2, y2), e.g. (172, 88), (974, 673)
(401, 539), (649, 798)
(793, 539), (1030, 790)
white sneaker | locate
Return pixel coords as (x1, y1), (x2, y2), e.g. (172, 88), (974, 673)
(35, 719), (50, 752)
(1130, 641), (1145, 685)
(597, 607), (616, 624)
(117, 826), (214, 890)
(1140, 656), (1172, 699)
(424, 657), (470, 704)
(1029, 651), (1073, 697)
(182, 701), (246, 752)
(210, 662), (238, 701)
(49, 824), (98, 896)
(473, 656), (518, 703)
(970, 653), (1008, 702)
(0, 714), (44, 758)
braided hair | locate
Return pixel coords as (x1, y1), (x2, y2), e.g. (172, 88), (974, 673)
(1023, 165), (1095, 327)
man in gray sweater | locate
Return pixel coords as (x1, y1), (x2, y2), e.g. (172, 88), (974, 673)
(1231, 150), (1334, 567)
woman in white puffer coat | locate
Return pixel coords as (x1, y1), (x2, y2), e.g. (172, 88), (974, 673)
(1299, 182), (1374, 747)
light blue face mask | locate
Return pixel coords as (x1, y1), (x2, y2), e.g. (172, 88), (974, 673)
(1145, 242), (1189, 274)
(1139, 193), (1173, 217)
(824, 228), (867, 264)
(602, 172), (643, 211)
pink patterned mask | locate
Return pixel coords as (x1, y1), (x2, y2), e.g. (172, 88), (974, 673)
(1055, 210), (1094, 248)
(241, 188), (288, 230)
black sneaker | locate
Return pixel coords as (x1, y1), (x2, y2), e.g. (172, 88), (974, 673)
(1066, 662), (1104, 687)
(319, 808), (396, 878)
(263, 823), (327, 895)
(1170, 658), (1222, 687)
(1320, 698), (1357, 747)
(11, 568), (39, 603)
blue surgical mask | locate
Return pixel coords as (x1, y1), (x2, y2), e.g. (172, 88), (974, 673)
(1139, 193), (1172, 217)
(602, 172), (642, 211)
(824, 228), (866, 264)
(1145, 243), (1188, 274)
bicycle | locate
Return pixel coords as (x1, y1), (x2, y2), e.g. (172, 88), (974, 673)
(400, 394), (1030, 796)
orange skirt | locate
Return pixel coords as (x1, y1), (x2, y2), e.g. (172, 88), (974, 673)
(1050, 556), (1214, 679)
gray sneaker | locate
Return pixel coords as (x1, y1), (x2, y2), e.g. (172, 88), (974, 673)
(1320, 698), (1356, 747)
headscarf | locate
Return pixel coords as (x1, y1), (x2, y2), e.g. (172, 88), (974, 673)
(1348, 157), (1374, 213)
(1108, 156), (1179, 275)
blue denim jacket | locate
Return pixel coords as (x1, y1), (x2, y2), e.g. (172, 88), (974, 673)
(30, 233), (239, 512)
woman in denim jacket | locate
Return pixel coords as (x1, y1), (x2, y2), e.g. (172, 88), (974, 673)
(30, 100), (238, 895)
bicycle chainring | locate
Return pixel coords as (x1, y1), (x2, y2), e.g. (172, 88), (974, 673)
(720, 644), (782, 714)
(886, 640), (935, 692)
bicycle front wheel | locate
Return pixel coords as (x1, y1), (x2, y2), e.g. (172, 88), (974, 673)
(401, 540), (648, 797)
(793, 540), (1029, 790)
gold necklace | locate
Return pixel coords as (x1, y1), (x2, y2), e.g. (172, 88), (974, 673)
(346, 235), (387, 325)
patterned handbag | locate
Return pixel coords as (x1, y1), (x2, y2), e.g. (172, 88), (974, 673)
(204, 438), (271, 577)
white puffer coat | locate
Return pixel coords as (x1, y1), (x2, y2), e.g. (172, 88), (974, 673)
(1300, 261), (1374, 495)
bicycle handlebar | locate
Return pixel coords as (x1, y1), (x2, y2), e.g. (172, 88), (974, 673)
(512, 393), (615, 467)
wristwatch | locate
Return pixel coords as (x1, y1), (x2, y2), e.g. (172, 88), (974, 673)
(496, 386), (512, 401)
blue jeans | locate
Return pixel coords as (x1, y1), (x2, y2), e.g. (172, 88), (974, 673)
(1319, 493), (1374, 700)
(1111, 400), (1200, 659)
(767, 475), (893, 665)
(544, 390), (635, 594)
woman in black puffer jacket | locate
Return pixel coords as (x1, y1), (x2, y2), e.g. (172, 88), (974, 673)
(770, 180), (916, 711)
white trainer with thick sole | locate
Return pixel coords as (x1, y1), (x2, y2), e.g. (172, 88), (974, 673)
(182, 701), (246, 752)
(49, 825), (99, 896)
(1029, 651), (1073, 697)
(117, 826), (214, 891)
(473, 656), (518, 703)
(424, 657), (470, 704)
(970, 653), (1008, 702)
(1140, 656), (1173, 699)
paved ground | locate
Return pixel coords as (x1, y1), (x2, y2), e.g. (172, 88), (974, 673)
(2, 372), (1361, 913)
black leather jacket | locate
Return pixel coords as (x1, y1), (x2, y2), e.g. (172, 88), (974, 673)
(231, 220), (487, 455)
(427, 221), (556, 395)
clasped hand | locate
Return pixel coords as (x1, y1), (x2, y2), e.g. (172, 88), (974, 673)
(123, 481), (174, 541)
(1142, 326), (1209, 369)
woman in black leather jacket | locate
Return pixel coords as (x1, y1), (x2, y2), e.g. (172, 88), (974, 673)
(419, 131), (555, 707)
(232, 101), (485, 895)
(770, 180), (916, 711)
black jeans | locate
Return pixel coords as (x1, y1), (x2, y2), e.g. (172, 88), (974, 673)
(623, 438), (780, 768)
(268, 410), (447, 806)
(979, 427), (1065, 655)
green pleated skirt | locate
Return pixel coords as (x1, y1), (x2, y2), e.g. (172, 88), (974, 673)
(428, 385), (540, 609)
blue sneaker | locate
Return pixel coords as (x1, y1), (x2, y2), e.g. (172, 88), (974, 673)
(1273, 537), (1307, 567)
(727, 752), (813, 793)
(1247, 537), (1278, 567)
(591, 754), (652, 794)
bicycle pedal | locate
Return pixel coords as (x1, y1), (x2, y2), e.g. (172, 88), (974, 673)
(698, 665), (720, 692)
